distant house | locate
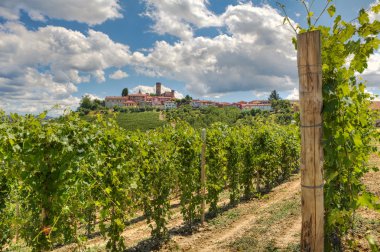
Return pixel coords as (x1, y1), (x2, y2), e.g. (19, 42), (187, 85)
(190, 100), (216, 108)
(104, 96), (129, 108)
(138, 101), (152, 107)
(232, 100), (272, 111)
(124, 101), (138, 107)
(164, 101), (177, 110)
(216, 102), (232, 108)
(370, 101), (380, 110)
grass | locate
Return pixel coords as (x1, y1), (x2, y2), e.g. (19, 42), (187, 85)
(83, 111), (166, 131)
(230, 195), (300, 252)
(114, 111), (165, 131)
(208, 208), (241, 228)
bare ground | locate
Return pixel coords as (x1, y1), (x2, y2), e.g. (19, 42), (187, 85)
(160, 176), (301, 252)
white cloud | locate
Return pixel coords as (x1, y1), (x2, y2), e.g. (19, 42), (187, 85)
(0, 22), (131, 114)
(253, 90), (270, 99)
(133, 3), (298, 96)
(109, 70), (129, 80)
(83, 93), (104, 101)
(286, 88), (299, 100)
(361, 51), (380, 88)
(0, 67), (80, 114)
(131, 84), (184, 99)
(0, 0), (122, 25)
(143, 0), (221, 40)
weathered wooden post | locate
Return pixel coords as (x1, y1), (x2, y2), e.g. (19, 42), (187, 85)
(200, 128), (206, 225)
(297, 30), (324, 251)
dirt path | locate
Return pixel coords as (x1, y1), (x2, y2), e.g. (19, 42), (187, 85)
(159, 111), (165, 121)
(163, 176), (301, 252)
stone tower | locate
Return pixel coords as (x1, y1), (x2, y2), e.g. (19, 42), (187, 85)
(156, 82), (162, 96)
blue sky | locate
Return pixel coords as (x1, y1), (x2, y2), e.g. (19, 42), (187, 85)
(0, 0), (379, 114)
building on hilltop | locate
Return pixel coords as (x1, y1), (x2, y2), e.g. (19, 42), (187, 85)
(105, 82), (176, 109)
(230, 100), (272, 111)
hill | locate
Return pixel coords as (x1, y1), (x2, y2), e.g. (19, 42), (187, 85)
(83, 111), (166, 131)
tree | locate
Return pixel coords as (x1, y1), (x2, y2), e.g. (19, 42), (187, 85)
(271, 99), (291, 113)
(79, 95), (93, 110)
(122, 88), (129, 97)
(268, 90), (280, 101)
(77, 95), (105, 115)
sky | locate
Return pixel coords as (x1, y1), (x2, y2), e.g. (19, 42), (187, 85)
(0, 0), (379, 114)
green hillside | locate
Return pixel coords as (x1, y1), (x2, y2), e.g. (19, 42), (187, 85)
(84, 111), (165, 131)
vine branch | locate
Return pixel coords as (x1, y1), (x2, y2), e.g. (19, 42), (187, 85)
(276, 2), (298, 34)
(313, 0), (333, 26)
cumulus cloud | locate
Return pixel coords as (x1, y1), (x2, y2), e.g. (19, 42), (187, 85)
(131, 84), (184, 99)
(0, 22), (131, 113)
(133, 2), (297, 96)
(361, 51), (380, 88)
(82, 93), (104, 101)
(0, 67), (80, 114)
(143, 0), (221, 40)
(0, 0), (122, 25)
(109, 70), (129, 80)
(286, 88), (299, 100)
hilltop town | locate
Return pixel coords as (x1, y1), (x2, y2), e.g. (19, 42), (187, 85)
(105, 82), (274, 111)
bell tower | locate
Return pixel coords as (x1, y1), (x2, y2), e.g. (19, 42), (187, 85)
(156, 82), (161, 96)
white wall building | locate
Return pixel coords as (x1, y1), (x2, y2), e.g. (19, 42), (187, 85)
(164, 101), (177, 110)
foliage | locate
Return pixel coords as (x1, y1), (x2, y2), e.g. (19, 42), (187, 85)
(290, 1), (380, 249)
(165, 105), (243, 128)
(0, 111), (300, 251)
(205, 123), (228, 215)
(122, 88), (129, 97)
(175, 95), (193, 106)
(268, 90), (281, 101)
(135, 127), (176, 240)
(83, 111), (165, 131)
(171, 122), (202, 227)
(77, 95), (106, 115)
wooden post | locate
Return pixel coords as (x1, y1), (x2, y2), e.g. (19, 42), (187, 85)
(15, 201), (19, 243)
(297, 30), (324, 252)
(200, 128), (206, 225)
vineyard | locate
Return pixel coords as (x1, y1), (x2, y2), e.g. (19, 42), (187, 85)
(0, 112), (300, 251)
(1, 2), (380, 252)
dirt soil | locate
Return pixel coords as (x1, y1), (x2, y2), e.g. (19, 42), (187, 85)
(160, 176), (301, 252)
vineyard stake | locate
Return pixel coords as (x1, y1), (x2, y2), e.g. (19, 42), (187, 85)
(15, 201), (19, 243)
(200, 128), (206, 225)
(297, 30), (324, 251)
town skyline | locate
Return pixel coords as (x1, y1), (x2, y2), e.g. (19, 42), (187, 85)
(0, 1), (378, 114)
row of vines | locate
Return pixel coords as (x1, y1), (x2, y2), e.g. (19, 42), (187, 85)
(0, 111), (300, 251)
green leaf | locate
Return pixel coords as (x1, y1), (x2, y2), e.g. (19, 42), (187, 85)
(358, 9), (369, 25)
(372, 3), (380, 14)
(39, 112), (47, 119)
(292, 37), (297, 50)
(366, 235), (380, 252)
(327, 5), (336, 17)
(104, 187), (112, 194)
